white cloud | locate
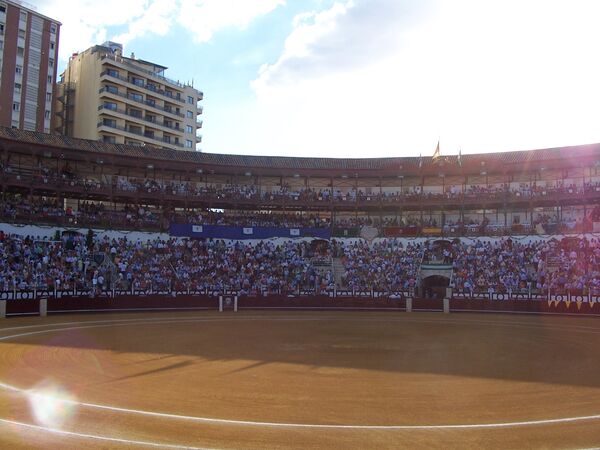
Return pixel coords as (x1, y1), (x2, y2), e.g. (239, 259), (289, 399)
(35, 0), (284, 62)
(35, 0), (148, 61)
(254, 0), (427, 89)
(112, 0), (177, 45)
(176, 0), (285, 44)
(237, 0), (600, 157)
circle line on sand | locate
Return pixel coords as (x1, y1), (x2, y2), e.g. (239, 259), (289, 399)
(0, 315), (599, 431)
(0, 417), (214, 449)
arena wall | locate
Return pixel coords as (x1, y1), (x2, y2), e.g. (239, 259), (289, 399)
(1, 294), (598, 317)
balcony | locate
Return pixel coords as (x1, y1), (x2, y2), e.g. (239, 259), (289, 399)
(102, 70), (187, 105)
(196, 119), (203, 128)
(98, 104), (182, 133)
(101, 54), (188, 90)
(97, 121), (184, 149)
(99, 87), (185, 119)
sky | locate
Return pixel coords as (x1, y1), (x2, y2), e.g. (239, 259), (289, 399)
(31, 0), (600, 158)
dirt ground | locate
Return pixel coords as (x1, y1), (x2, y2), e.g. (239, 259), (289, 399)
(0, 311), (598, 449)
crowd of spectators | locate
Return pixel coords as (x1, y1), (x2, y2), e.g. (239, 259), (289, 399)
(1, 193), (598, 238)
(0, 232), (333, 294)
(450, 238), (600, 294)
(339, 240), (422, 292)
(0, 195), (165, 231)
(4, 163), (600, 204)
(0, 228), (599, 296)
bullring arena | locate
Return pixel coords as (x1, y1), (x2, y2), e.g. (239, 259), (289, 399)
(0, 129), (600, 448)
(0, 310), (599, 449)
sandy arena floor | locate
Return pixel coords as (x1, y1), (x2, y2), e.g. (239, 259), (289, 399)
(0, 311), (598, 449)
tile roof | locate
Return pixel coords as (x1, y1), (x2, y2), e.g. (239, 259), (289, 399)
(0, 127), (598, 172)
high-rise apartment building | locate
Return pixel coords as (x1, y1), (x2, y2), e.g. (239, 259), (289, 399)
(55, 41), (203, 151)
(0, 0), (60, 132)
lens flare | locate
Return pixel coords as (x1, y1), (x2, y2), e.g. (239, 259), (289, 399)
(26, 380), (76, 429)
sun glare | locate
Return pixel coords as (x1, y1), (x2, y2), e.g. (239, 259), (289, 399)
(26, 380), (77, 429)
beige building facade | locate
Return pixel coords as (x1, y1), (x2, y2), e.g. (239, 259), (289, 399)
(56, 41), (203, 151)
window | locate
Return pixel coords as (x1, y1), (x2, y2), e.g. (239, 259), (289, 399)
(127, 125), (142, 135)
(44, 110), (51, 119)
(131, 77), (144, 87)
(106, 68), (119, 77)
(186, 125), (193, 133)
(185, 140), (193, 148)
(128, 108), (142, 118)
(128, 92), (143, 102)
(102, 135), (116, 144)
(103, 101), (117, 111)
(15, 65), (22, 74)
(50, 42), (55, 50)
(46, 92), (51, 102)
(47, 75), (52, 84)
(19, 11), (26, 21)
(50, 24), (57, 34)
(48, 58), (54, 68)
(18, 29), (25, 39)
(105, 85), (118, 94)
(102, 118), (117, 128)
(145, 114), (155, 123)
(16, 47), (24, 57)
(0, 4), (6, 13)
(187, 96), (194, 104)
(0, 24), (5, 35)
(12, 102), (20, 111)
(146, 98), (156, 107)
(15, 83), (21, 92)
(186, 110), (193, 119)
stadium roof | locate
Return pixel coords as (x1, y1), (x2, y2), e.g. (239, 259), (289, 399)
(0, 127), (599, 177)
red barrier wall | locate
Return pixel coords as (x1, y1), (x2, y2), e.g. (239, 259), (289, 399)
(0, 295), (597, 317)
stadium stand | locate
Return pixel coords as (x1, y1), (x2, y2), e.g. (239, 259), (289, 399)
(1, 127), (600, 310)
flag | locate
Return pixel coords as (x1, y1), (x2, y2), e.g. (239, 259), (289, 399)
(432, 140), (441, 163)
(457, 148), (462, 167)
(418, 153), (423, 169)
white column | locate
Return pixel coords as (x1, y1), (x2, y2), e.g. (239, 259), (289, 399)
(0, 300), (6, 318)
(406, 297), (412, 313)
(443, 297), (450, 314)
(219, 296), (223, 312)
(234, 296), (238, 312)
(40, 297), (48, 317)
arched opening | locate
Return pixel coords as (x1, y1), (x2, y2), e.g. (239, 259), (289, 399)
(421, 275), (450, 299)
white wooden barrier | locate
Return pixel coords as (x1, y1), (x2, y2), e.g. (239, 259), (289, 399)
(443, 298), (450, 314)
(39, 297), (48, 317)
